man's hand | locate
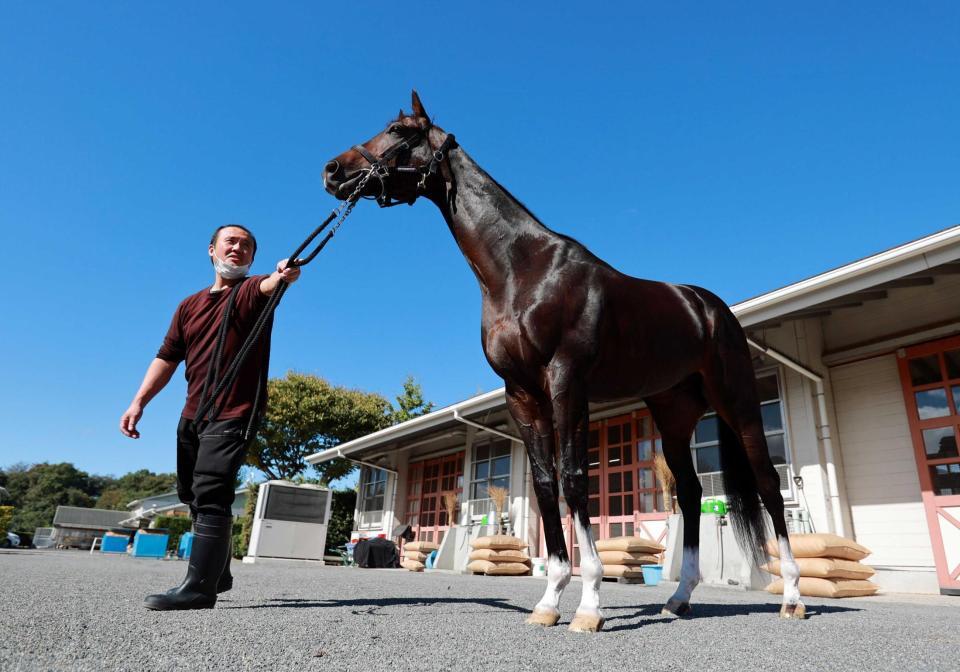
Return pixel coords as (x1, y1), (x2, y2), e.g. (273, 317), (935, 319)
(260, 258), (301, 295)
(277, 258), (301, 284)
(120, 403), (143, 439)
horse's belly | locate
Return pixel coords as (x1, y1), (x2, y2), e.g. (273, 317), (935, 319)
(585, 337), (703, 402)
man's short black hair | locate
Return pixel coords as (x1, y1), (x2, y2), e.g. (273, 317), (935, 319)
(210, 224), (257, 256)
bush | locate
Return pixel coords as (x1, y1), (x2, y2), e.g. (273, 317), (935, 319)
(326, 489), (357, 554)
(0, 506), (13, 538)
(234, 483), (259, 559)
(153, 515), (193, 553)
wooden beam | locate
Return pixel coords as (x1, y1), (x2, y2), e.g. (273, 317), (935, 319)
(874, 276), (935, 289)
(929, 262), (960, 274)
(785, 309), (834, 319)
(831, 290), (888, 304)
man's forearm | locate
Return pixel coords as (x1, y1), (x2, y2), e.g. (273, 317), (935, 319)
(132, 358), (178, 407)
(259, 271), (285, 296)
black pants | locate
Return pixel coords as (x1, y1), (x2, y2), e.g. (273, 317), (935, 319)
(176, 417), (251, 517)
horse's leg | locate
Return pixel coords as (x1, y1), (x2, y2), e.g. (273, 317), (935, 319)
(551, 376), (604, 633)
(505, 385), (569, 627)
(703, 337), (805, 619)
(646, 381), (708, 618)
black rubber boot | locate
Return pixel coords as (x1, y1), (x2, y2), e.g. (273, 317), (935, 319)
(217, 535), (234, 594)
(166, 517), (233, 595)
(144, 513), (232, 610)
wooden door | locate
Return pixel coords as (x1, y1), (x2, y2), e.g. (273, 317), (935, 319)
(404, 452), (464, 547)
(548, 410), (669, 573)
(898, 337), (960, 595)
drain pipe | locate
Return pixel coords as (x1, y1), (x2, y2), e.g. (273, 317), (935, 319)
(746, 338), (845, 537)
(452, 410), (529, 543)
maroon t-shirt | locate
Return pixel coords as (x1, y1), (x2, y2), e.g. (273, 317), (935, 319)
(157, 275), (272, 420)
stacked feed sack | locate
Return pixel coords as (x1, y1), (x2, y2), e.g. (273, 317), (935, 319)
(596, 536), (664, 579)
(466, 535), (531, 576)
(763, 533), (878, 598)
(400, 540), (438, 572)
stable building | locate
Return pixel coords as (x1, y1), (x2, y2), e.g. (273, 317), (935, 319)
(306, 225), (960, 596)
(121, 488), (250, 527)
(51, 506), (130, 549)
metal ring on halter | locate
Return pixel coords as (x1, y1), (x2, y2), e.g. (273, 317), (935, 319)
(358, 166), (388, 204)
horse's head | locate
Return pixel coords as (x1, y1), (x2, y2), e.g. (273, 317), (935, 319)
(323, 90), (455, 207)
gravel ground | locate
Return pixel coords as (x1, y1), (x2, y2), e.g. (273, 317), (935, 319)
(1, 549), (958, 672)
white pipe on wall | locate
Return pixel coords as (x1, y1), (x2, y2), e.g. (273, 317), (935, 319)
(746, 338), (846, 537)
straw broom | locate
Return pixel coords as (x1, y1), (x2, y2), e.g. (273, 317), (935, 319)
(487, 485), (510, 534)
(653, 452), (676, 513)
(443, 492), (458, 527)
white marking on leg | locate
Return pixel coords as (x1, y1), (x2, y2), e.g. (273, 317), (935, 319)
(777, 535), (801, 607)
(534, 554), (571, 614)
(669, 546), (701, 604)
(573, 519), (603, 619)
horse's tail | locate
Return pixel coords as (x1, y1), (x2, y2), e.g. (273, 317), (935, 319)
(711, 305), (770, 569)
(717, 416), (769, 568)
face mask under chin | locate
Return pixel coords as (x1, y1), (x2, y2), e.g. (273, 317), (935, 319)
(213, 253), (251, 280)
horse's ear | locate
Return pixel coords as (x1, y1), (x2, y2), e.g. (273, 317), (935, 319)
(411, 90), (429, 121)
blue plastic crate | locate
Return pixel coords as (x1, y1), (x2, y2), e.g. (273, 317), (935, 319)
(177, 532), (194, 559)
(132, 531), (169, 558)
(101, 534), (129, 553)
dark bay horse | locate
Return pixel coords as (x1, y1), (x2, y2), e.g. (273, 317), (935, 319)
(323, 92), (804, 631)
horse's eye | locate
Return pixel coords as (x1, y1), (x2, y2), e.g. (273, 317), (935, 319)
(389, 125), (404, 135)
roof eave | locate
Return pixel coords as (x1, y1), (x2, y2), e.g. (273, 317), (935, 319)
(305, 387), (507, 465)
(732, 225), (960, 326)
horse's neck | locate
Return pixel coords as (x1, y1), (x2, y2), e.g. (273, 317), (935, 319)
(432, 145), (555, 295)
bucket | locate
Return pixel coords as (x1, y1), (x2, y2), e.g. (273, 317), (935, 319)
(641, 564), (663, 586)
(531, 557), (547, 577)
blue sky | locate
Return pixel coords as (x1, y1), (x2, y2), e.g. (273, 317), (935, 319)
(2, 2), (959, 478)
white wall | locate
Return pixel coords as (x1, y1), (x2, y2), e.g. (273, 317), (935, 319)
(829, 355), (935, 570)
(750, 319), (840, 534)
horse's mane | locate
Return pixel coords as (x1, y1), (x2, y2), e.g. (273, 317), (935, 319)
(470, 156), (615, 269)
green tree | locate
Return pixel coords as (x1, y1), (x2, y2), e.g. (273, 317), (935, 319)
(249, 372), (434, 484)
(250, 372), (395, 483)
(95, 469), (177, 511)
(1, 463), (98, 532)
(391, 375), (435, 423)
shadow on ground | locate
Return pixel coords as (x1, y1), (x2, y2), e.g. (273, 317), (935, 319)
(602, 601), (863, 632)
(223, 596), (530, 614)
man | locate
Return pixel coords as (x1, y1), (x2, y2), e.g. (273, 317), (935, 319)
(120, 224), (300, 610)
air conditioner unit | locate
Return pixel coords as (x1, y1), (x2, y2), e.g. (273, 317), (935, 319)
(244, 481), (332, 563)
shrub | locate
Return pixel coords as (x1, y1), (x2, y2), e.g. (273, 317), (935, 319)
(325, 489), (357, 554)
(152, 515), (193, 553)
(0, 506), (13, 538)
(234, 483), (259, 559)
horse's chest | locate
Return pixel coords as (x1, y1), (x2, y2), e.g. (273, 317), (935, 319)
(480, 303), (562, 376)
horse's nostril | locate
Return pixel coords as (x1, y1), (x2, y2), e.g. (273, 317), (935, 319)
(324, 160), (340, 176)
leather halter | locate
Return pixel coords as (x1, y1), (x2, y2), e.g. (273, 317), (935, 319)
(351, 126), (458, 207)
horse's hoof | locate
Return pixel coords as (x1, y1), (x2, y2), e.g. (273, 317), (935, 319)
(661, 600), (692, 618)
(779, 602), (806, 620)
(526, 607), (561, 627)
(568, 611), (605, 633)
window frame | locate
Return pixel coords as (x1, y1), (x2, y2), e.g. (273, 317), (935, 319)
(357, 466), (388, 529)
(468, 438), (513, 514)
(688, 368), (792, 475)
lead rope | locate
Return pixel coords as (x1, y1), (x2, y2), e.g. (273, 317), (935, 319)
(194, 172), (373, 436)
